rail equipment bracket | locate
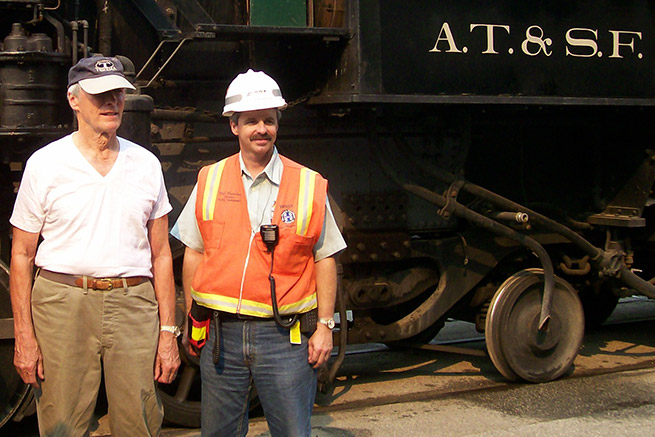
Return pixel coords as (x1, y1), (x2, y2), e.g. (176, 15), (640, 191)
(438, 179), (465, 219)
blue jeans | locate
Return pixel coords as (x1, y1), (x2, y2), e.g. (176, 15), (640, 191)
(200, 317), (317, 437)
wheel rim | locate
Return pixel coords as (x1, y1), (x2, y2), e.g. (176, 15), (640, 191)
(485, 268), (584, 383)
(485, 273), (523, 381)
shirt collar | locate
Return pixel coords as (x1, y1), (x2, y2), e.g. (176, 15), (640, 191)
(238, 147), (282, 185)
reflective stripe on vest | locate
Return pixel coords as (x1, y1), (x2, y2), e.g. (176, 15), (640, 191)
(201, 158), (227, 221)
(297, 167), (316, 236)
(192, 289), (317, 318)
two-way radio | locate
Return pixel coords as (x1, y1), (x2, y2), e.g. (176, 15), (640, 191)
(260, 224), (298, 329)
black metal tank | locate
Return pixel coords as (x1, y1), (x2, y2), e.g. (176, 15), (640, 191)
(0, 23), (69, 135)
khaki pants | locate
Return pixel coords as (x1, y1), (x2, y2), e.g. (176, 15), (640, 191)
(31, 274), (163, 437)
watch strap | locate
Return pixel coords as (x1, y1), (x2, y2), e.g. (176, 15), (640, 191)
(160, 325), (181, 337)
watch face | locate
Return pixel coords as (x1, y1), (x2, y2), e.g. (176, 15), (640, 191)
(320, 318), (335, 329)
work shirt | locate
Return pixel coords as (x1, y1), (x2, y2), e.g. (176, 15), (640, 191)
(171, 148), (346, 261)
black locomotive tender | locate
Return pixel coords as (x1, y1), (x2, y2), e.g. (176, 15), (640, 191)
(2, 0), (655, 428)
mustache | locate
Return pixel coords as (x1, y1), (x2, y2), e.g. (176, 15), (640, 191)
(251, 135), (272, 140)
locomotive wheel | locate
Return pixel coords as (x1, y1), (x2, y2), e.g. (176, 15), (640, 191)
(0, 260), (32, 428)
(485, 268), (584, 383)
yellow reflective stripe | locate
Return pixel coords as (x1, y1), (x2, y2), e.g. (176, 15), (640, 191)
(201, 159), (227, 221)
(192, 288), (239, 311)
(191, 289), (317, 317)
(239, 296), (317, 318)
(296, 168), (317, 236)
(238, 293), (316, 315)
(278, 293), (317, 314)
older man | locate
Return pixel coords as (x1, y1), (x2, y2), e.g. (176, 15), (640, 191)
(172, 69), (346, 436)
(10, 56), (180, 437)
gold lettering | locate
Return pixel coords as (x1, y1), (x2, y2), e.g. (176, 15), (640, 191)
(470, 24), (510, 54)
(429, 22), (462, 53)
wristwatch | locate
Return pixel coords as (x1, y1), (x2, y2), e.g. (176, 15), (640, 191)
(318, 317), (336, 330)
(160, 325), (182, 337)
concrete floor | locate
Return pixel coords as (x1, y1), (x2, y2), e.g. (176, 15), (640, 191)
(6, 297), (655, 436)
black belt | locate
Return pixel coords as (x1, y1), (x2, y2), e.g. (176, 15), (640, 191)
(39, 269), (150, 291)
(216, 309), (317, 332)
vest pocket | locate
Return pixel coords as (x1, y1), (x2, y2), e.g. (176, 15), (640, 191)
(203, 220), (225, 252)
(271, 231), (315, 274)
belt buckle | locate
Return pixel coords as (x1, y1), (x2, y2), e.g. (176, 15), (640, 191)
(97, 278), (114, 291)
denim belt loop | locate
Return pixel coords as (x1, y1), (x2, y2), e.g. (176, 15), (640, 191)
(82, 276), (88, 295)
(122, 278), (128, 294)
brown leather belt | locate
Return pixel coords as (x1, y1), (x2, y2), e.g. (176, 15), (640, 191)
(39, 269), (149, 291)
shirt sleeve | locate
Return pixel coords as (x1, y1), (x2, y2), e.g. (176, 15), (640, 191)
(314, 196), (347, 262)
(150, 166), (173, 220)
(9, 158), (46, 234)
(170, 184), (204, 252)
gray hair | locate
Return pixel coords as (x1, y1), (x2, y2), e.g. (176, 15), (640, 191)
(68, 83), (80, 96)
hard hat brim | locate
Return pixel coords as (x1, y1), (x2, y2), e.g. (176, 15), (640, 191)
(222, 98), (287, 117)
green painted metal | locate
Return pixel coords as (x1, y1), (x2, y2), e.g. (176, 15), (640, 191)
(250, 0), (307, 27)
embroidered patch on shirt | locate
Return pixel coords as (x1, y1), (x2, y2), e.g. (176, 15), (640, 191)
(281, 209), (296, 224)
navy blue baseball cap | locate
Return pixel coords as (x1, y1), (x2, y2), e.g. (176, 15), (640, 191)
(68, 56), (135, 94)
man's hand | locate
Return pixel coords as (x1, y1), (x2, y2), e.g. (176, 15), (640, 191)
(181, 325), (200, 357)
(307, 324), (333, 369)
(310, 256), (337, 369)
(154, 331), (181, 384)
(14, 333), (44, 388)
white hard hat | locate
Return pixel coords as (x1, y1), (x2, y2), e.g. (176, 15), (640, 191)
(222, 69), (287, 117)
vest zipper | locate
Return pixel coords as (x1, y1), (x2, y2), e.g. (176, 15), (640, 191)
(237, 230), (256, 313)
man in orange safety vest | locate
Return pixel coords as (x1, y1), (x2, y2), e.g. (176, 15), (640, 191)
(171, 69), (346, 436)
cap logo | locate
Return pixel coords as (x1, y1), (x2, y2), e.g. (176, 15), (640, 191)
(95, 60), (118, 72)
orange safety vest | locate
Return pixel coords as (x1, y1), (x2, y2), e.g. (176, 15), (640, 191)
(191, 153), (327, 317)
